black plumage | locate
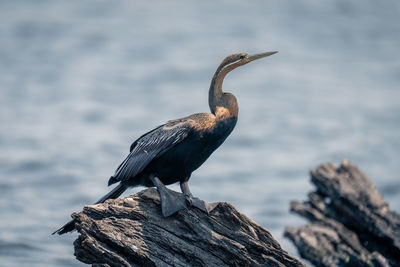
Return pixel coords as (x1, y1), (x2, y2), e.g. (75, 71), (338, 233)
(53, 51), (277, 235)
(109, 113), (237, 188)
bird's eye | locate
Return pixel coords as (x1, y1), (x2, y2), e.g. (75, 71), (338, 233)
(240, 55), (245, 59)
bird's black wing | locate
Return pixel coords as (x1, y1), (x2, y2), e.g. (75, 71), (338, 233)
(108, 120), (192, 185)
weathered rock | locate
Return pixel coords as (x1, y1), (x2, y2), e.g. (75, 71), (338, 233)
(285, 160), (399, 267)
(72, 188), (305, 267)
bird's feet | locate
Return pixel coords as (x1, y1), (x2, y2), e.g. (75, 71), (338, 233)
(150, 175), (187, 217)
(158, 189), (217, 217)
(151, 176), (217, 217)
(158, 186), (188, 217)
(184, 194), (217, 214)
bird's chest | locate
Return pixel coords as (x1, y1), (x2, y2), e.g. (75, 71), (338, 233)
(183, 116), (237, 160)
(152, 117), (237, 183)
(195, 118), (237, 152)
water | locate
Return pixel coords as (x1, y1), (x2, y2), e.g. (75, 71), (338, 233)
(0, 1), (399, 266)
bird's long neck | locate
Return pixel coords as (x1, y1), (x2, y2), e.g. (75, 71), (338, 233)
(208, 62), (239, 118)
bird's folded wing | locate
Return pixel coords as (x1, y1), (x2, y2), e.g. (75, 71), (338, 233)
(109, 121), (191, 185)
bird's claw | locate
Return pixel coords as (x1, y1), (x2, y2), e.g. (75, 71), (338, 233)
(160, 191), (187, 217)
(154, 180), (217, 216)
(154, 184), (188, 217)
(186, 196), (218, 214)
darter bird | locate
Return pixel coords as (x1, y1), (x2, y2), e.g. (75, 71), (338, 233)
(53, 51), (277, 235)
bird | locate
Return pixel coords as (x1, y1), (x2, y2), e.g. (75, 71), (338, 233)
(53, 51), (277, 235)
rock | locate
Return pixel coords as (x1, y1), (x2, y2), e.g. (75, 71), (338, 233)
(72, 188), (305, 267)
(285, 160), (399, 267)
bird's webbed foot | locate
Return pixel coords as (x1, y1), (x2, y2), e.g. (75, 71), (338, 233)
(180, 181), (217, 214)
(189, 197), (216, 214)
(150, 175), (187, 217)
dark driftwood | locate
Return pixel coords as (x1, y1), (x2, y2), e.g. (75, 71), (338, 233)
(284, 160), (400, 267)
(72, 188), (304, 267)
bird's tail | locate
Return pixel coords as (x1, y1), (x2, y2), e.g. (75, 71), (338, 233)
(93, 183), (127, 204)
(52, 183), (128, 235)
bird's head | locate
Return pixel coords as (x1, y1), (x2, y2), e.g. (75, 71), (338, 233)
(209, 51), (278, 116)
(216, 51), (278, 74)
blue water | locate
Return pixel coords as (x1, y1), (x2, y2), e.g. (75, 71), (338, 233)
(1, 1), (399, 266)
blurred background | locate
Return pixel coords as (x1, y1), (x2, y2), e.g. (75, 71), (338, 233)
(0, 0), (399, 266)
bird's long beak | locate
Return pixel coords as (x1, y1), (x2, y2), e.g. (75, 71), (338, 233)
(247, 51), (278, 62)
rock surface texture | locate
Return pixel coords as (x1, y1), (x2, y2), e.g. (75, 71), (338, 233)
(285, 160), (400, 267)
(72, 188), (305, 267)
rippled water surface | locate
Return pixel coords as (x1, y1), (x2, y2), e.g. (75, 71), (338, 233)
(1, 1), (399, 266)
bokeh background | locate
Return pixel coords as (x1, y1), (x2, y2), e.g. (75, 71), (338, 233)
(1, 0), (399, 266)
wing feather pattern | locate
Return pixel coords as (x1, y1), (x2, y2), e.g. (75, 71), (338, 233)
(108, 120), (192, 186)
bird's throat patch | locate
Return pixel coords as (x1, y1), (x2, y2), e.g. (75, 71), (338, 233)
(215, 106), (232, 120)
